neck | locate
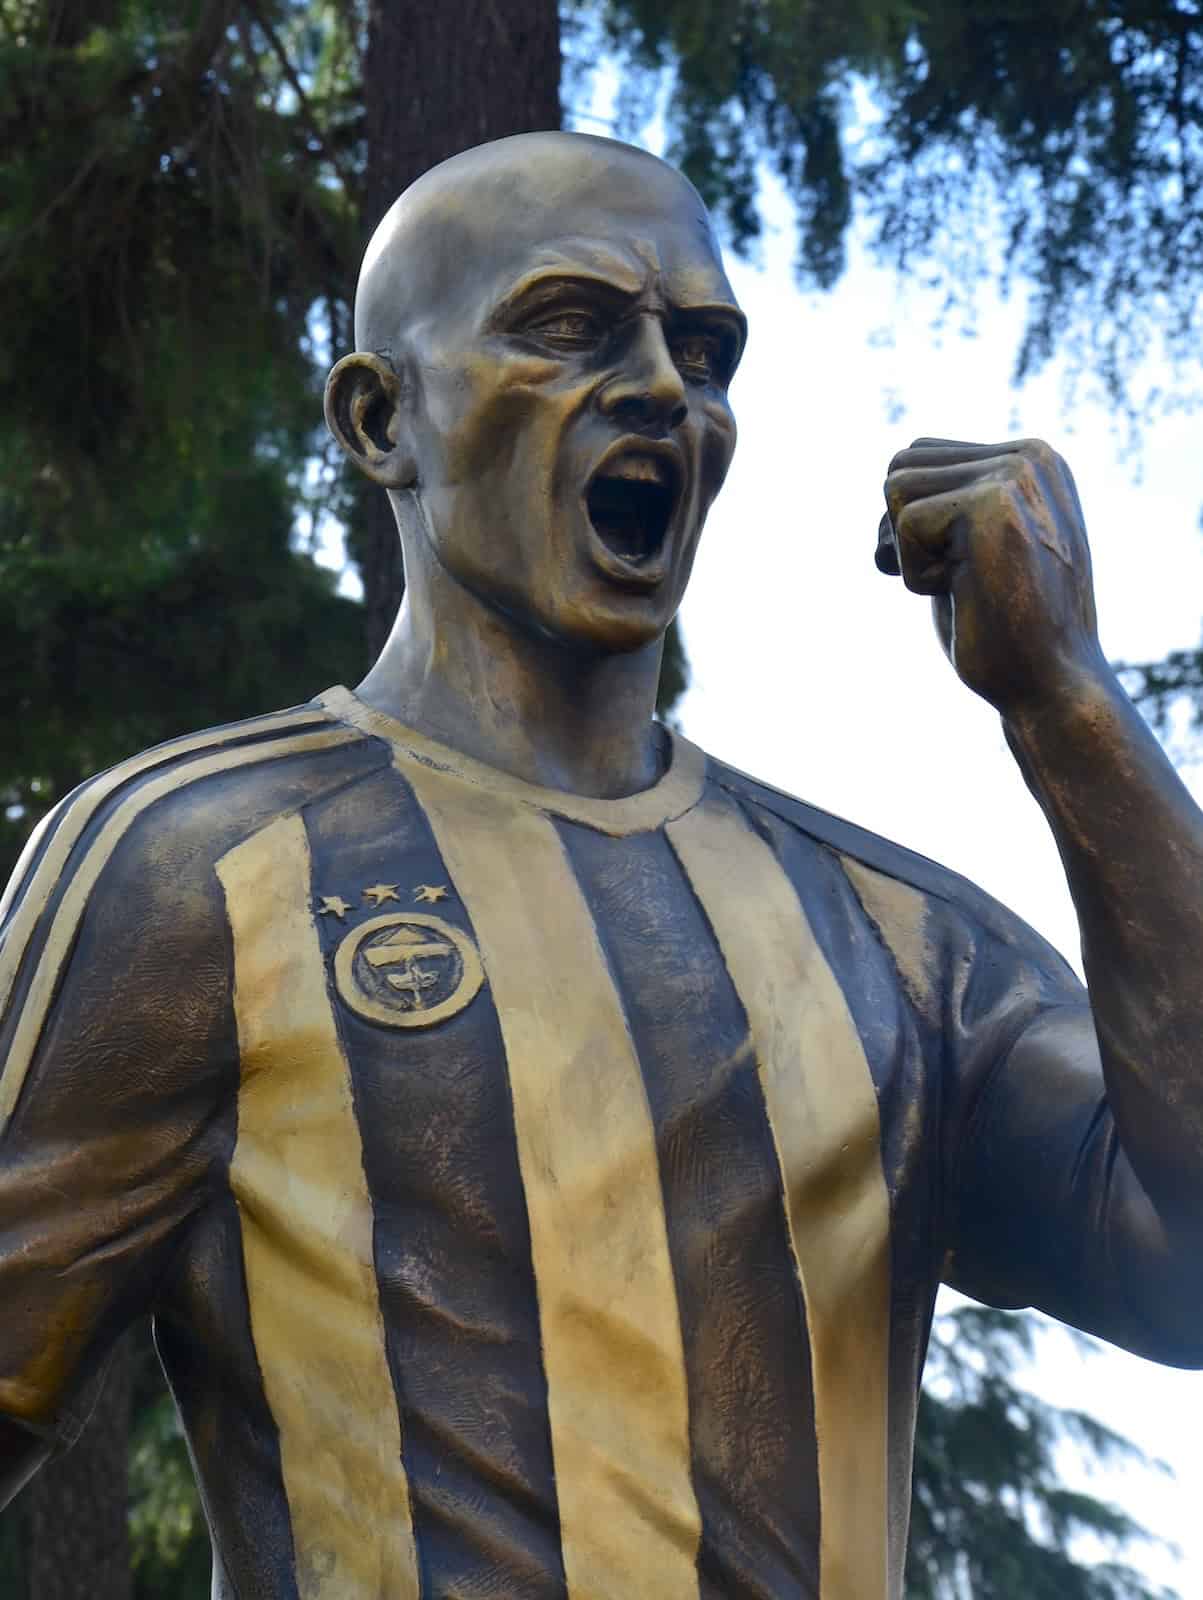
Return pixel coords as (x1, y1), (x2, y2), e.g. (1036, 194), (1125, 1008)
(355, 545), (667, 799)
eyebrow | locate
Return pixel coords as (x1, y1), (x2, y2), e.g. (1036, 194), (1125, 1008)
(670, 300), (748, 362)
(487, 266), (646, 327)
(487, 266), (747, 349)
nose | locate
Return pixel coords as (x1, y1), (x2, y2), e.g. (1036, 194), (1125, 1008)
(598, 315), (688, 434)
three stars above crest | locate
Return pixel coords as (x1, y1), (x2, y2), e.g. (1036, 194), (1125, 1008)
(317, 882), (452, 919)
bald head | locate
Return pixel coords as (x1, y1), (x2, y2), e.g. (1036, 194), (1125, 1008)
(354, 133), (727, 359)
(326, 129), (744, 661)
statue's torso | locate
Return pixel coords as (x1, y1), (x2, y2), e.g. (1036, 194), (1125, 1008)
(0, 689), (1083, 1600)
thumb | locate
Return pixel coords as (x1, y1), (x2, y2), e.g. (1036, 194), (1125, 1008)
(875, 513), (901, 576)
(931, 594), (954, 662)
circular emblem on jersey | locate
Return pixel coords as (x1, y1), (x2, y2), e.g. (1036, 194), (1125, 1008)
(333, 912), (484, 1028)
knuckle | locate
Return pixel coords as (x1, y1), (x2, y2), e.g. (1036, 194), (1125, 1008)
(994, 455), (1027, 491)
(893, 498), (921, 535)
(1010, 456), (1042, 498)
(883, 468), (911, 510)
(1019, 436), (1057, 469)
(965, 477), (1019, 528)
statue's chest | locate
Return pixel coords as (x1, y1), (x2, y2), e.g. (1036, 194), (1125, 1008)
(224, 796), (888, 1316)
(213, 780), (896, 1600)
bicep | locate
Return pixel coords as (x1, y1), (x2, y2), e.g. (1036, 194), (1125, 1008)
(944, 1005), (1203, 1365)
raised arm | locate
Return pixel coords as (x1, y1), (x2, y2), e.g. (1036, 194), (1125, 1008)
(882, 437), (1203, 1355)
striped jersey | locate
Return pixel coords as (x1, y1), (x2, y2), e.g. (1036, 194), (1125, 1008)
(0, 685), (1148, 1600)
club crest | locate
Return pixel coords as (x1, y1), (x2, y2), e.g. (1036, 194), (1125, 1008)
(333, 911), (483, 1028)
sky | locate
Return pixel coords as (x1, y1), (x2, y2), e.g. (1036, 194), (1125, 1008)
(669, 169), (1203, 1588)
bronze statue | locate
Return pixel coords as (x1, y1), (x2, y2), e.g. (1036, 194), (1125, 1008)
(1, 131), (1201, 1600)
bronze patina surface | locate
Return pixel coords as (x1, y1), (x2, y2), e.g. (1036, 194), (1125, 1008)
(2, 132), (1203, 1600)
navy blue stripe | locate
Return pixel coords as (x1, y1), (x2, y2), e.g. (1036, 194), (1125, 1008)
(305, 763), (566, 1600)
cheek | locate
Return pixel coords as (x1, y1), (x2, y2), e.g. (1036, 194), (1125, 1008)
(426, 354), (573, 484)
(698, 402), (738, 502)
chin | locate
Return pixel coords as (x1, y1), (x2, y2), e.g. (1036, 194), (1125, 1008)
(530, 586), (678, 658)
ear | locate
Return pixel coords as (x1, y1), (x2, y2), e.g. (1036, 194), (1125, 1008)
(323, 352), (417, 488)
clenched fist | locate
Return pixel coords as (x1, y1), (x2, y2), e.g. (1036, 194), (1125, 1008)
(877, 438), (1105, 716)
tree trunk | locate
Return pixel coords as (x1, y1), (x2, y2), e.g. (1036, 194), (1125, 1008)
(20, 1340), (132, 1600)
(358, 0), (562, 657)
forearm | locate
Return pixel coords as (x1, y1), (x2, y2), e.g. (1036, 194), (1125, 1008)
(1005, 652), (1203, 1230)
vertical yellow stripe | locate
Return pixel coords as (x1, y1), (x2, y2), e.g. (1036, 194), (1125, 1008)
(217, 814), (419, 1600)
(839, 856), (938, 1025)
(668, 793), (892, 1600)
(403, 762), (701, 1600)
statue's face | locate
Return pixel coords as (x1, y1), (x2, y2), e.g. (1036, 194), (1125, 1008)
(398, 156), (745, 653)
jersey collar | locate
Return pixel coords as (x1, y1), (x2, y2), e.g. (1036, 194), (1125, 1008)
(318, 686), (706, 838)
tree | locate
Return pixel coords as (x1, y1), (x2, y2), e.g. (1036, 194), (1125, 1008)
(583, 0), (1201, 417)
(908, 1306), (1178, 1600)
(0, 0), (367, 879)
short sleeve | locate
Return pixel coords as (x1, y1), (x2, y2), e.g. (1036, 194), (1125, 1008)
(0, 775), (236, 1440)
(844, 845), (1203, 1361)
(920, 897), (1098, 1316)
(839, 849), (1127, 1300)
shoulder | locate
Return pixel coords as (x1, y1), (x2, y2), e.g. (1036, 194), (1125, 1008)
(0, 699), (390, 1122)
(1, 697), (390, 1004)
(5, 699), (386, 918)
(706, 753), (1078, 985)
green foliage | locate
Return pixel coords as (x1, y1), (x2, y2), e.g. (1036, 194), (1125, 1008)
(908, 1306), (1178, 1599)
(571, 0), (1202, 419)
(568, 0), (911, 287)
(862, 0), (1203, 424)
(0, 0), (367, 874)
(1117, 579), (1203, 745)
(0, 0), (358, 508)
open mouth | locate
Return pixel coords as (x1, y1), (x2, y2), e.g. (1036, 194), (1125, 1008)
(585, 460), (679, 568)
(587, 477), (674, 564)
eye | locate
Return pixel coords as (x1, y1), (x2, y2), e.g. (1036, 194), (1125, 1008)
(524, 308), (603, 349)
(670, 330), (726, 383)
